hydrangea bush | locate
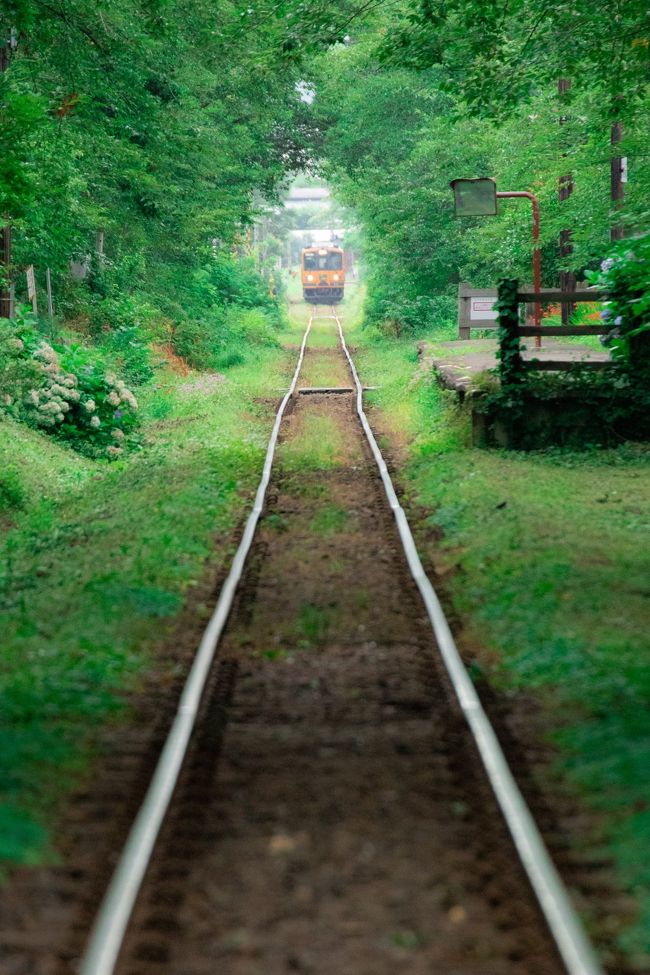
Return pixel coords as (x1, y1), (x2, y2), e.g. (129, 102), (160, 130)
(586, 233), (650, 365)
(0, 311), (139, 460)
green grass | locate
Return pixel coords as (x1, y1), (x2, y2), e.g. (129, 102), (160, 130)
(354, 325), (650, 966)
(309, 504), (349, 535)
(296, 603), (332, 645)
(299, 351), (350, 388)
(0, 343), (294, 870)
(304, 318), (340, 349)
(280, 411), (346, 471)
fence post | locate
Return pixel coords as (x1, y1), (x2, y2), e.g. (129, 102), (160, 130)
(46, 267), (54, 320)
(496, 278), (524, 385)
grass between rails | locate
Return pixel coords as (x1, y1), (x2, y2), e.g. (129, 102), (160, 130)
(0, 344), (294, 871)
(354, 325), (650, 966)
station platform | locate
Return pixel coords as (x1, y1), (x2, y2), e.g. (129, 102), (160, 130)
(420, 338), (611, 393)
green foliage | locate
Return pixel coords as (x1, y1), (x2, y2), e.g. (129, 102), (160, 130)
(586, 235), (650, 368)
(309, 13), (650, 334)
(0, 467), (25, 513)
(381, 0), (650, 115)
(172, 305), (280, 371)
(97, 325), (154, 387)
(169, 254), (283, 369)
(0, 0), (309, 397)
(484, 257), (650, 447)
(495, 278), (525, 385)
(0, 311), (139, 459)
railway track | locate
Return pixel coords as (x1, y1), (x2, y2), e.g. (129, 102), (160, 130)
(3, 307), (607, 975)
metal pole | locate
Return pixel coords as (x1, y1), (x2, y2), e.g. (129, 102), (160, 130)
(610, 120), (625, 242)
(496, 191), (541, 348)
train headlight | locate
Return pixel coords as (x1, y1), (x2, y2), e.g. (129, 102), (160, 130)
(332, 274), (339, 281)
(307, 274), (314, 281)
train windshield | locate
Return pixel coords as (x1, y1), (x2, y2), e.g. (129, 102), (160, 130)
(304, 250), (343, 271)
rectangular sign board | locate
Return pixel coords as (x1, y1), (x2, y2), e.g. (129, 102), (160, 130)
(470, 298), (498, 321)
(458, 284), (499, 339)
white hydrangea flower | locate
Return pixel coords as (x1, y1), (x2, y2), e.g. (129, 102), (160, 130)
(66, 388), (81, 402)
(27, 390), (40, 405)
(2, 393), (13, 406)
(11, 338), (24, 351)
(106, 445), (123, 458)
(121, 390), (138, 409)
(90, 415), (101, 428)
(111, 428), (125, 441)
(63, 375), (77, 387)
(34, 343), (57, 362)
(38, 415), (56, 427)
(60, 401), (70, 412)
(51, 384), (67, 396)
(83, 399), (96, 413)
(107, 391), (120, 406)
(56, 412), (65, 423)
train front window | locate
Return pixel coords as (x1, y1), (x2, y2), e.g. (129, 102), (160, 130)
(303, 251), (343, 271)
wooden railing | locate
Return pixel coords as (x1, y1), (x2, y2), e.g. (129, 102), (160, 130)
(497, 281), (610, 385)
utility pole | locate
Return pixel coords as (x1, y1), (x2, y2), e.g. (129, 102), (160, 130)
(558, 78), (575, 325)
(610, 120), (625, 242)
(0, 37), (12, 318)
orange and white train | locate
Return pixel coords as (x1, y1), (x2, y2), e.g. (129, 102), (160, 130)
(301, 246), (345, 304)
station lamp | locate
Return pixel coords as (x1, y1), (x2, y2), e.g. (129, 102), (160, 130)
(449, 177), (498, 217)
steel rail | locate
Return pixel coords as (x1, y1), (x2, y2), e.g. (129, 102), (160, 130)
(333, 310), (603, 975)
(79, 318), (314, 975)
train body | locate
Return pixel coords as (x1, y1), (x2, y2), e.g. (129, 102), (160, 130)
(301, 246), (345, 304)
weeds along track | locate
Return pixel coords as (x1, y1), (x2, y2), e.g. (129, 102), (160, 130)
(7, 309), (605, 975)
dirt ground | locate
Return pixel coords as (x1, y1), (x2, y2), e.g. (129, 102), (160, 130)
(0, 322), (631, 975)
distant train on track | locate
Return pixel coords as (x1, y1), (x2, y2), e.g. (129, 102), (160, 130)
(301, 246), (345, 304)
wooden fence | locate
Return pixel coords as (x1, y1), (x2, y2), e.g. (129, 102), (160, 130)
(496, 281), (610, 385)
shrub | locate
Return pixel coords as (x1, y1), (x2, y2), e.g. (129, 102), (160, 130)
(365, 284), (456, 335)
(98, 324), (154, 386)
(0, 310), (140, 460)
(171, 305), (279, 371)
(586, 234), (650, 367)
(0, 467), (25, 513)
(171, 311), (227, 370)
